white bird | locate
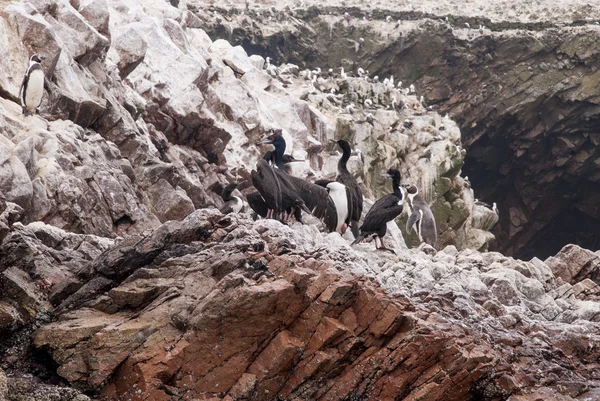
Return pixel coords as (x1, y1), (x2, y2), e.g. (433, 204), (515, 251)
(364, 98), (373, 108)
(357, 67), (365, 77)
(386, 16), (392, 22)
(465, 22), (470, 28)
(409, 84), (415, 93)
(344, 12), (351, 23)
(343, 104), (355, 114)
(340, 67), (347, 79)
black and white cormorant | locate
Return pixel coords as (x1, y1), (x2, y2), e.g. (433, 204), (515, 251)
(351, 169), (404, 251)
(403, 184), (437, 248)
(219, 183), (244, 215)
(331, 139), (363, 237)
(250, 134), (337, 230)
(315, 179), (349, 233)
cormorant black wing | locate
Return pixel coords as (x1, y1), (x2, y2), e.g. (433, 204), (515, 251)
(336, 172), (363, 222)
(246, 191), (268, 218)
(361, 194), (403, 233)
(283, 174), (337, 230)
(251, 160), (282, 215)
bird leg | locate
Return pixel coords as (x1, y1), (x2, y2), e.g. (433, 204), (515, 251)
(375, 237), (396, 254)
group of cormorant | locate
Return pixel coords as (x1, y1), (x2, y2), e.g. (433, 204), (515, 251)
(219, 132), (438, 251)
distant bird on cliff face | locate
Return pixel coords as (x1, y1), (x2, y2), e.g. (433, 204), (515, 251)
(404, 183), (437, 248)
(352, 169), (404, 251)
(20, 54), (46, 116)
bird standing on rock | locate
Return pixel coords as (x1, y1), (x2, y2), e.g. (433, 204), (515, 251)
(20, 54), (46, 116)
(331, 139), (363, 237)
(219, 183), (244, 215)
(404, 183), (437, 248)
(352, 169), (404, 252)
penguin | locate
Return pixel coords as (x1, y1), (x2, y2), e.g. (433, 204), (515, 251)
(403, 184), (437, 248)
(20, 54), (46, 116)
(352, 169), (404, 251)
(331, 139), (363, 237)
(219, 183), (244, 215)
(315, 179), (348, 233)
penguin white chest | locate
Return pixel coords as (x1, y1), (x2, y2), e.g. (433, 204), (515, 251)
(24, 69), (45, 112)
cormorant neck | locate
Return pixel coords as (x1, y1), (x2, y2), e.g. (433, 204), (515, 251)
(337, 145), (351, 172)
(273, 142), (286, 169)
(392, 178), (402, 198)
(222, 187), (234, 201)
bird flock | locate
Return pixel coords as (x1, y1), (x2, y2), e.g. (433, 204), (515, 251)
(220, 132), (438, 252)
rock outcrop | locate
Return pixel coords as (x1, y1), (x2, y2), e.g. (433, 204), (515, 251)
(23, 210), (600, 400)
(0, 0), (599, 400)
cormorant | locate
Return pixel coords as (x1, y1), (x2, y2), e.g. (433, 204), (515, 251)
(315, 179), (349, 233)
(251, 134), (337, 230)
(219, 183), (244, 214)
(331, 139), (363, 237)
(352, 169), (404, 251)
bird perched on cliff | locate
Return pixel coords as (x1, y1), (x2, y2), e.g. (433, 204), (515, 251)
(251, 133), (337, 230)
(315, 179), (349, 233)
(20, 54), (46, 116)
(403, 184), (437, 248)
(219, 183), (244, 214)
(331, 139), (363, 237)
(352, 169), (404, 251)
(472, 200), (499, 231)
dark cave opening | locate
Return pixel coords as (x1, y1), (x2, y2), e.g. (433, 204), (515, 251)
(463, 127), (600, 261)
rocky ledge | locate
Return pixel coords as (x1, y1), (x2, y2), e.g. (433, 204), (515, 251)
(1, 210), (599, 400)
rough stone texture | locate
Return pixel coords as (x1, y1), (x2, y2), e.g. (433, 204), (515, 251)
(24, 210), (600, 400)
(0, 0), (599, 399)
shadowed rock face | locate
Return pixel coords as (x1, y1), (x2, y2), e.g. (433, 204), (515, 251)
(202, 3), (600, 260)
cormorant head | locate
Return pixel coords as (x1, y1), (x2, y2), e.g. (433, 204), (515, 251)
(30, 54), (46, 63)
(381, 169), (402, 181)
(260, 133), (286, 151)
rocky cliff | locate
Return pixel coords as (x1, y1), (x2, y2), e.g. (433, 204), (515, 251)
(200, 0), (600, 261)
(0, 0), (600, 400)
